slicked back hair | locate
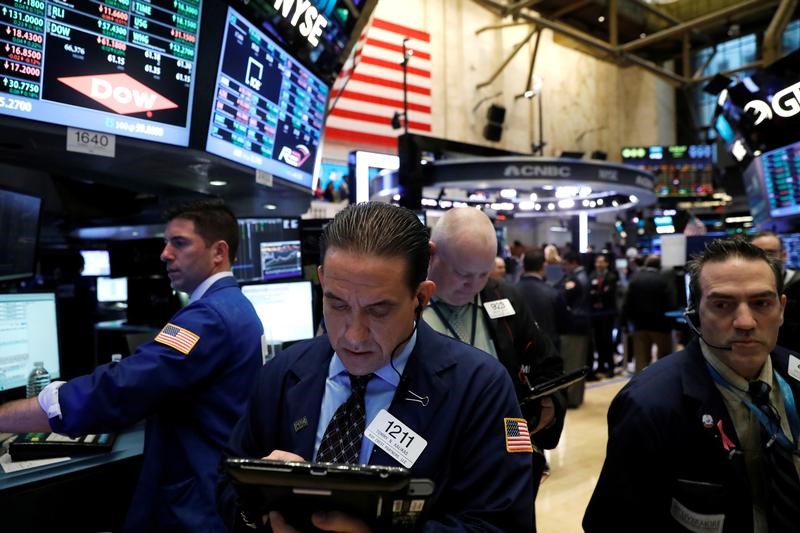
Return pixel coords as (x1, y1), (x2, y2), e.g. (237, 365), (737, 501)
(164, 199), (239, 263)
(320, 202), (429, 294)
(686, 237), (783, 311)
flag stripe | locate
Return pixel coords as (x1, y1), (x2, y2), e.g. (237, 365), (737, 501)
(371, 18), (431, 43)
(364, 37), (431, 61)
(328, 107), (431, 130)
(349, 73), (431, 96)
(336, 79), (432, 105)
(359, 56), (431, 78)
(324, 127), (398, 148)
(331, 89), (431, 113)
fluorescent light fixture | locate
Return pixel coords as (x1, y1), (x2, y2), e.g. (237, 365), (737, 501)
(209, 180), (227, 186)
(263, 203), (277, 210)
(558, 199), (575, 209)
(725, 215), (753, 223)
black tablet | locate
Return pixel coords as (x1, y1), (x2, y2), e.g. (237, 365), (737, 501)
(523, 367), (590, 402)
(225, 458), (434, 532)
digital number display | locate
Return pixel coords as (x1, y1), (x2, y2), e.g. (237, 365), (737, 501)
(0, 0), (202, 145)
(760, 141), (800, 218)
(205, 7), (328, 189)
(621, 144), (716, 197)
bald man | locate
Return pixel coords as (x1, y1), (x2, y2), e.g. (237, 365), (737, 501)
(425, 208), (565, 530)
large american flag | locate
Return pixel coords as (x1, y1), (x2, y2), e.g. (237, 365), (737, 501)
(505, 418), (533, 453)
(325, 18), (432, 149)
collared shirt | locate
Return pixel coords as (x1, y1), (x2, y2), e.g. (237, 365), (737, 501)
(189, 271), (234, 303)
(702, 344), (800, 532)
(313, 329), (417, 464)
(422, 296), (498, 358)
(39, 272), (233, 419)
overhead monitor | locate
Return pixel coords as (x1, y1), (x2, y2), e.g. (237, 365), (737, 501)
(205, 7), (329, 190)
(621, 144), (716, 197)
(96, 276), (128, 302)
(241, 280), (314, 344)
(80, 250), (111, 276)
(0, 187), (42, 282)
(234, 218), (302, 282)
(756, 140), (800, 219)
(0, 0), (203, 145)
(0, 292), (61, 393)
(782, 233), (800, 270)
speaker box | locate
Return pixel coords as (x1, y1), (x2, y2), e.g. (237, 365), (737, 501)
(483, 104), (506, 142)
(483, 123), (503, 142)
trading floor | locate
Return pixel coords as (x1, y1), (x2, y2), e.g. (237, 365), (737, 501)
(537, 378), (628, 533)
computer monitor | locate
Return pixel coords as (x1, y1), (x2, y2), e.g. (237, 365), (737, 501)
(782, 233), (800, 270)
(234, 218), (302, 282)
(97, 277), (128, 303)
(0, 292), (61, 394)
(241, 281), (315, 344)
(0, 187), (42, 282)
(80, 250), (111, 277)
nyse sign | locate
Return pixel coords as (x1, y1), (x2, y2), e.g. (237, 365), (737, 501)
(273, 0), (330, 47)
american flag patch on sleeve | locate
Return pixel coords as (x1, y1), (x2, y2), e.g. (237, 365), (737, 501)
(155, 323), (200, 355)
(504, 418), (533, 453)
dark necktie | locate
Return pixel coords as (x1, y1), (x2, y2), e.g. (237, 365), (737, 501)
(317, 373), (373, 464)
(748, 380), (800, 532)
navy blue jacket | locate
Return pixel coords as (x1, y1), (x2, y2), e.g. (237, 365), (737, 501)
(222, 320), (534, 532)
(584, 339), (800, 532)
(51, 276), (264, 532)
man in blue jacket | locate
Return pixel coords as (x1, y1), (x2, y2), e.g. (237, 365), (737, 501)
(222, 202), (534, 532)
(585, 238), (800, 532)
(0, 200), (264, 532)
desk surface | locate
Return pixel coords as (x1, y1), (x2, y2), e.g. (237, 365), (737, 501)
(0, 424), (144, 490)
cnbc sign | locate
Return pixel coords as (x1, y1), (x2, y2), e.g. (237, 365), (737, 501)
(272, 0), (335, 47)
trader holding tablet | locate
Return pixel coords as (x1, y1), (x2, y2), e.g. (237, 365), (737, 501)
(222, 202), (534, 531)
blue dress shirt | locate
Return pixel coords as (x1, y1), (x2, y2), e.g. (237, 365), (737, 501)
(313, 330), (417, 464)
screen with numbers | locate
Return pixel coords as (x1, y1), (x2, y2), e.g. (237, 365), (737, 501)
(756, 140), (800, 219)
(621, 144), (716, 197)
(205, 6), (329, 190)
(0, 0), (202, 145)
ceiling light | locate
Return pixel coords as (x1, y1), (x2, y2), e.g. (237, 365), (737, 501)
(639, 33), (647, 39)
(209, 180), (227, 186)
(558, 199), (575, 209)
(263, 203), (277, 210)
(547, 203), (555, 210)
(519, 201), (535, 211)
(629, 195), (639, 203)
(596, 198), (604, 206)
(534, 203), (542, 211)
(500, 188), (517, 199)
(598, 15), (605, 22)
(529, 192), (538, 201)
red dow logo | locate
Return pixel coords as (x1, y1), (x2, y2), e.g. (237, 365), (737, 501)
(58, 73), (177, 114)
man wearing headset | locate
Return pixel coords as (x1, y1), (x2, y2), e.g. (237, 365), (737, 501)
(584, 238), (800, 532)
(221, 202), (534, 532)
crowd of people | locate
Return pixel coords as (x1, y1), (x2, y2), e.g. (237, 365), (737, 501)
(2, 201), (799, 532)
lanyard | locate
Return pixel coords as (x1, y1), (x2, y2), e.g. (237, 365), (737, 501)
(706, 362), (800, 452)
(430, 297), (478, 346)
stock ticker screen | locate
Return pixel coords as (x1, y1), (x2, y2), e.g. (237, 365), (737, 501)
(233, 217), (302, 282)
(205, 6), (328, 189)
(760, 141), (800, 218)
(0, 0), (202, 145)
(621, 144), (716, 197)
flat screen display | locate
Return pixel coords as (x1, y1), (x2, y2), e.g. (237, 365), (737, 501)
(80, 250), (110, 276)
(241, 280), (314, 343)
(0, 292), (60, 392)
(96, 276), (127, 302)
(621, 144), (716, 197)
(0, 0), (203, 146)
(782, 233), (800, 270)
(0, 187), (41, 282)
(234, 217), (301, 282)
(205, 7), (329, 189)
(757, 140), (800, 219)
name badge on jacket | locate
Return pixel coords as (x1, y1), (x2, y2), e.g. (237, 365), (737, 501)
(365, 409), (427, 468)
(483, 298), (515, 319)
